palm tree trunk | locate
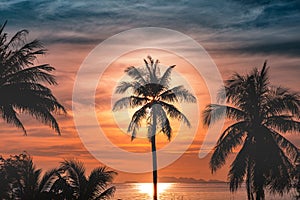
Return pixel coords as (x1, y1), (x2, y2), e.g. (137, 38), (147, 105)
(255, 188), (265, 200)
(151, 107), (158, 200)
(246, 160), (254, 200)
(151, 135), (158, 200)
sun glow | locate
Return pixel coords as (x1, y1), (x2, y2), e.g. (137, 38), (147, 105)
(137, 183), (173, 196)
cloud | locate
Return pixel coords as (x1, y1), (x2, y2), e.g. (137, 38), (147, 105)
(2, 0), (299, 59)
(210, 39), (300, 57)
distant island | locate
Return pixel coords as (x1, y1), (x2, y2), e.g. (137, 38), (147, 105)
(122, 177), (226, 184)
(159, 177), (226, 183)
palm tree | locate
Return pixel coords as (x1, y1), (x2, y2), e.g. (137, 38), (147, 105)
(203, 62), (300, 200)
(0, 153), (67, 200)
(113, 56), (196, 200)
(0, 153), (116, 200)
(294, 151), (300, 199)
(0, 21), (65, 135)
(59, 160), (117, 200)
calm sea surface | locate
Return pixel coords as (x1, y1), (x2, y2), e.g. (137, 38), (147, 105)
(113, 183), (297, 200)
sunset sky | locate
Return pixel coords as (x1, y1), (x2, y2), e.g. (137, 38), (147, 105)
(1, 0), (300, 183)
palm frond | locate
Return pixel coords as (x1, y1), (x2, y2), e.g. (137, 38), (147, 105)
(0, 82), (66, 134)
(21, 106), (62, 134)
(39, 168), (60, 192)
(257, 61), (269, 96)
(60, 159), (87, 195)
(156, 106), (172, 140)
(112, 96), (148, 111)
(144, 56), (157, 82)
(147, 105), (172, 140)
(210, 125), (246, 173)
(3, 64), (57, 85)
(217, 121), (248, 145)
(261, 127), (294, 194)
(0, 105), (26, 135)
(115, 81), (141, 94)
(158, 101), (191, 127)
(153, 59), (160, 78)
(94, 186), (116, 200)
(127, 104), (149, 139)
(265, 87), (300, 118)
(4, 29), (29, 52)
(222, 72), (246, 104)
(203, 104), (246, 126)
(264, 115), (300, 133)
(4, 40), (46, 73)
(269, 128), (299, 162)
(159, 85), (196, 103)
(86, 167), (117, 199)
(228, 140), (250, 191)
(159, 65), (175, 87)
(125, 66), (146, 84)
(0, 20), (7, 36)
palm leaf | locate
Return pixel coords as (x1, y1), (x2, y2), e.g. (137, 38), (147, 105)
(159, 85), (196, 103)
(39, 168), (61, 192)
(228, 140), (250, 191)
(264, 115), (300, 133)
(94, 186), (116, 200)
(203, 104), (246, 126)
(127, 104), (149, 139)
(158, 101), (191, 127)
(0, 105), (26, 134)
(87, 167), (117, 199)
(265, 87), (300, 118)
(269, 129), (299, 162)
(115, 81), (141, 94)
(210, 125), (246, 173)
(112, 96), (148, 111)
(124, 66), (146, 84)
(3, 64), (57, 85)
(159, 65), (175, 87)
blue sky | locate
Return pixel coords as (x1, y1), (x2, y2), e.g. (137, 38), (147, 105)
(1, 0), (300, 57)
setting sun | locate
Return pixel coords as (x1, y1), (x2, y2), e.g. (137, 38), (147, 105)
(137, 183), (173, 196)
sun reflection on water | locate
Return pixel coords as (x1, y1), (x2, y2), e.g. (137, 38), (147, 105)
(137, 183), (173, 196)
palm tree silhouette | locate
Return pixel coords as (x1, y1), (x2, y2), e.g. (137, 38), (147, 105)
(0, 21), (65, 135)
(203, 62), (300, 200)
(0, 153), (116, 200)
(0, 153), (68, 200)
(294, 151), (300, 199)
(113, 56), (196, 200)
(59, 160), (117, 200)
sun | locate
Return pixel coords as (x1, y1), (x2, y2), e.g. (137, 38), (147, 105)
(137, 183), (173, 196)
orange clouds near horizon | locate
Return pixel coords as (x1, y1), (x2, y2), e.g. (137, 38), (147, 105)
(1, 39), (300, 184)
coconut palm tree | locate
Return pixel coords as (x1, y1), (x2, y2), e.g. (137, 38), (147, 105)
(113, 56), (196, 200)
(203, 62), (300, 200)
(59, 160), (117, 200)
(0, 21), (65, 135)
(0, 153), (67, 200)
(294, 151), (300, 199)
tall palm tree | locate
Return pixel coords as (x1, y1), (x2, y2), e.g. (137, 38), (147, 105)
(294, 151), (300, 199)
(113, 56), (196, 200)
(59, 160), (117, 200)
(0, 21), (65, 135)
(203, 62), (300, 200)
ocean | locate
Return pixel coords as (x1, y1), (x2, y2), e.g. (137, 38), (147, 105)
(113, 182), (297, 200)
